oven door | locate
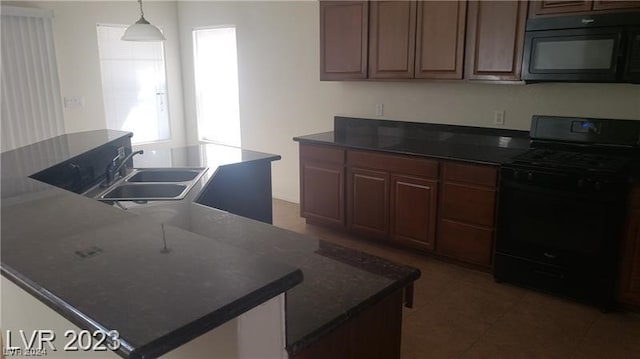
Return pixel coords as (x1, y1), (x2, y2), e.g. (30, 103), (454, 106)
(495, 169), (626, 268)
(521, 27), (624, 82)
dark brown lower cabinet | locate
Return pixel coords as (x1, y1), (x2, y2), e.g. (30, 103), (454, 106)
(619, 184), (640, 307)
(436, 161), (498, 268)
(391, 175), (437, 251)
(301, 161), (345, 226)
(347, 167), (390, 240)
(300, 144), (496, 267)
(299, 144), (345, 228)
(291, 289), (403, 359)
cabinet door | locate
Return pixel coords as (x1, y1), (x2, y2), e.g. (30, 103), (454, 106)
(320, 1), (369, 80)
(301, 161), (345, 227)
(348, 168), (390, 239)
(300, 144), (345, 227)
(532, 1), (592, 15)
(368, 1), (417, 79)
(390, 175), (437, 251)
(465, 0), (528, 81)
(593, 0), (640, 10)
(415, 1), (467, 79)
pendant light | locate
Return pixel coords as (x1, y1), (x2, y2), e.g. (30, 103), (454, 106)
(121, 0), (166, 42)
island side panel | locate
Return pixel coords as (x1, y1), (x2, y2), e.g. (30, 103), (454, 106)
(197, 160), (276, 224)
(290, 288), (403, 359)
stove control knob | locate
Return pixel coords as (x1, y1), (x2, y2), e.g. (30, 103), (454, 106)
(594, 181), (602, 191)
(527, 172), (534, 181)
(577, 179), (586, 188)
(513, 170), (520, 180)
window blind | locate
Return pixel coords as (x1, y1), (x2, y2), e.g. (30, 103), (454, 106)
(1, 6), (65, 152)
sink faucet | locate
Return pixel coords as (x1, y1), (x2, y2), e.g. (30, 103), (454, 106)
(102, 150), (144, 187)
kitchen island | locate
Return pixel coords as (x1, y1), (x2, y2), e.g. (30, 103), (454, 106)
(1, 130), (420, 358)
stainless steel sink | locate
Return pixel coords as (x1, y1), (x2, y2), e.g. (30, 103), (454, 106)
(95, 167), (207, 202)
(101, 183), (187, 200)
(126, 169), (203, 183)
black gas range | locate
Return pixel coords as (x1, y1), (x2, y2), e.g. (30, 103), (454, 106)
(494, 115), (640, 309)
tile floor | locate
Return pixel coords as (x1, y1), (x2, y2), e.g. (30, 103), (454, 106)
(272, 199), (640, 359)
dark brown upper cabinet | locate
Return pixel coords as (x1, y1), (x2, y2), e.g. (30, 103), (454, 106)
(368, 1), (467, 80)
(531, 0), (640, 16)
(532, 1), (593, 15)
(593, 0), (640, 10)
(465, 1), (528, 81)
(415, 1), (467, 79)
(319, 1), (369, 80)
(368, 1), (417, 79)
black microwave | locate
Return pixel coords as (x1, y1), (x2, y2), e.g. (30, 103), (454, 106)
(521, 12), (640, 83)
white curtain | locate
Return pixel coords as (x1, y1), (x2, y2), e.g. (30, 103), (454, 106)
(1, 6), (65, 152)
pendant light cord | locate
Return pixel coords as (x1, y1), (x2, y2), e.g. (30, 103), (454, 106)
(138, 0), (145, 19)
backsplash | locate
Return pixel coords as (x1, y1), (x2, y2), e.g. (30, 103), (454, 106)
(30, 136), (132, 193)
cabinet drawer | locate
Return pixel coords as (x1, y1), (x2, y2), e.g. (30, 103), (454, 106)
(347, 150), (438, 178)
(437, 219), (494, 267)
(440, 182), (496, 227)
(300, 144), (345, 164)
(442, 161), (497, 188)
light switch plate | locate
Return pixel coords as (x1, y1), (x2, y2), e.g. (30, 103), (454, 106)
(64, 96), (84, 108)
(494, 110), (505, 126)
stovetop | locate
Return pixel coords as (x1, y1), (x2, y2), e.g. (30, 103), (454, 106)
(511, 148), (633, 173)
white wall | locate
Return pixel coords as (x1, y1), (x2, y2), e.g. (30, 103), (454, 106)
(176, 1), (640, 203)
(3, 1), (187, 149)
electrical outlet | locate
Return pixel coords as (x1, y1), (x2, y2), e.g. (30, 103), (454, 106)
(375, 104), (384, 117)
(494, 110), (505, 126)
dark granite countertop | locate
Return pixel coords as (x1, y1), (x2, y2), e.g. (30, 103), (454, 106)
(1, 131), (300, 358)
(294, 117), (531, 165)
(126, 201), (420, 355)
(1, 130), (420, 357)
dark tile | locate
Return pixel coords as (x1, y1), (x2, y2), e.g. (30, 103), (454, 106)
(402, 303), (492, 358)
(271, 200), (639, 359)
(572, 312), (640, 359)
(464, 292), (599, 358)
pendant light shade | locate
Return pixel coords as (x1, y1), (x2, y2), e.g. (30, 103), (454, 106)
(122, 0), (166, 42)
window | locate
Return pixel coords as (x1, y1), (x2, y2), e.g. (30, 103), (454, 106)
(96, 24), (170, 145)
(193, 27), (241, 147)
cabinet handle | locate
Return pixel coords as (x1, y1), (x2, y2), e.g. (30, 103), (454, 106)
(543, 252), (557, 259)
(581, 18), (594, 25)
